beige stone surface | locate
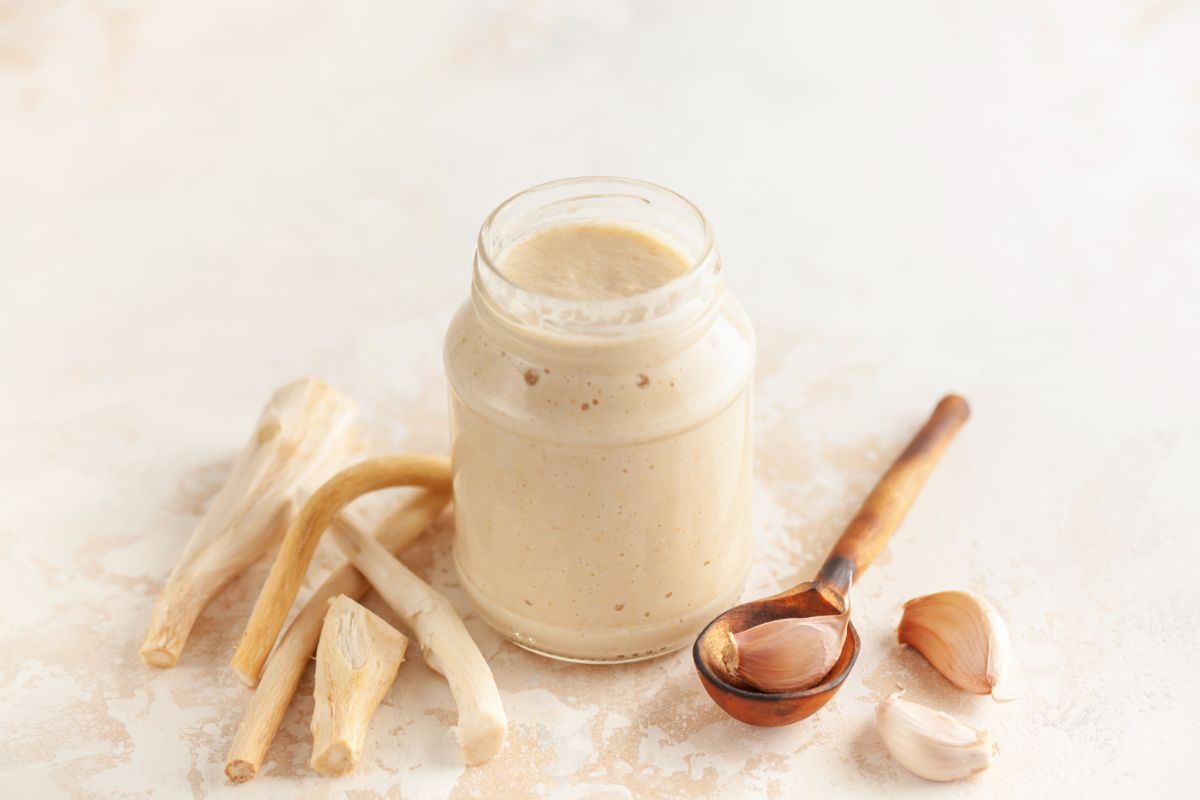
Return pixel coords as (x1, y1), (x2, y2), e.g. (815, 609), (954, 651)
(2, 1), (1198, 797)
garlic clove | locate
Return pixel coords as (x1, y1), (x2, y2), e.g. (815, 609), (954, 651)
(728, 611), (848, 694)
(898, 590), (1012, 700)
(875, 692), (997, 781)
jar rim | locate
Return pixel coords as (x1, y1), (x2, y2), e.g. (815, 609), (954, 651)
(473, 176), (720, 340)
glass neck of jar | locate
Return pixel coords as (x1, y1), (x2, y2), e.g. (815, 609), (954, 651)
(471, 176), (724, 367)
(471, 261), (723, 368)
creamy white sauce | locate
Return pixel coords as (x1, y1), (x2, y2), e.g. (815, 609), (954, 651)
(497, 221), (691, 300)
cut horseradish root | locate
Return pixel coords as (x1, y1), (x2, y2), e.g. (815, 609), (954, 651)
(230, 454), (454, 686)
(139, 377), (364, 669)
(331, 514), (508, 765)
(310, 595), (408, 776)
(224, 489), (449, 783)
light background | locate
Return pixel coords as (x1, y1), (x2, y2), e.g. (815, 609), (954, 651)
(2, 1), (1198, 797)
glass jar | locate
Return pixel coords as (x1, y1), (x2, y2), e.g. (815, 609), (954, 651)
(444, 177), (755, 663)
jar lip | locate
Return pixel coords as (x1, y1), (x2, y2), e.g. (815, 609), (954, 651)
(474, 176), (718, 337)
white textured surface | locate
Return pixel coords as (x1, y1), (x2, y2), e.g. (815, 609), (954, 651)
(2, 1), (1199, 797)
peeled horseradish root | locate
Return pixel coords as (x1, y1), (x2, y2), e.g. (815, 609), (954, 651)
(310, 596), (408, 776)
(875, 692), (997, 781)
(728, 610), (849, 694)
(897, 590), (1013, 700)
(140, 378), (365, 669)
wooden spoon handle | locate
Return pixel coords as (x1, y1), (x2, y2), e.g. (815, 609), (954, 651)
(815, 394), (970, 596)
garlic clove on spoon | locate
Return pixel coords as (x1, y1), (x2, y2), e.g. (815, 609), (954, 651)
(727, 610), (848, 694)
(898, 590), (1012, 700)
(876, 692), (997, 781)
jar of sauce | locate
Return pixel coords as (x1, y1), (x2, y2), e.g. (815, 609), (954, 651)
(444, 177), (754, 662)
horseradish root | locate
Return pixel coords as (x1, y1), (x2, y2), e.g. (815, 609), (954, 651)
(898, 590), (1012, 699)
(224, 489), (449, 783)
(728, 610), (849, 693)
(332, 517), (508, 765)
(875, 692), (997, 781)
(231, 454), (452, 685)
(140, 378), (362, 668)
(310, 595), (408, 776)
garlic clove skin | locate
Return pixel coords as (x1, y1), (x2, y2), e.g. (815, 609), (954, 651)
(898, 590), (1012, 700)
(875, 693), (997, 781)
(728, 611), (848, 694)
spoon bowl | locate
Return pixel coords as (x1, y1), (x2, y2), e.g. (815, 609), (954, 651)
(692, 394), (971, 726)
(693, 582), (860, 726)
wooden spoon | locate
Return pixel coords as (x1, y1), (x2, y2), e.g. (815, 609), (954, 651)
(693, 394), (970, 726)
